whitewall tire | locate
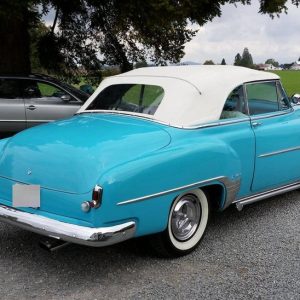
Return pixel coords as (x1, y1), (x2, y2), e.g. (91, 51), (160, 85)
(150, 189), (210, 257)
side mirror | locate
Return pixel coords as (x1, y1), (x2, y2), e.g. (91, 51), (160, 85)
(61, 94), (71, 102)
(291, 94), (300, 105)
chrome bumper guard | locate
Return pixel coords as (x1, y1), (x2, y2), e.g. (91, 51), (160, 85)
(0, 205), (136, 247)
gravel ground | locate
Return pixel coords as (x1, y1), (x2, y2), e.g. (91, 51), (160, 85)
(0, 191), (299, 300)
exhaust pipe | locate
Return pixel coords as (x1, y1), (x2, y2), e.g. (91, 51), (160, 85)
(39, 238), (70, 252)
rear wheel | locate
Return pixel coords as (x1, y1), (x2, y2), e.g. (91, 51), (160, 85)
(150, 189), (209, 257)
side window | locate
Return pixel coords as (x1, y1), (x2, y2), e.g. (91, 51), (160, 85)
(0, 79), (21, 99)
(220, 85), (248, 120)
(22, 80), (71, 101)
(37, 82), (66, 98)
(21, 80), (40, 98)
(246, 82), (280, 116)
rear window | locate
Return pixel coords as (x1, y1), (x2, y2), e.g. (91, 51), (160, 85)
(87, 84), (164, 115)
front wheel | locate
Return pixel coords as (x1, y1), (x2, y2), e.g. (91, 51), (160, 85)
(150, 189), (210, 257)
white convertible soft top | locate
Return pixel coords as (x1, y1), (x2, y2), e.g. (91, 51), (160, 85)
(79, 65), (279, 127)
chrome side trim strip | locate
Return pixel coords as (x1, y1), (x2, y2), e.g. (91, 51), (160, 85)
(250, 109), (293, 121)
(258, 146), (300, 158)
(234, 181), (300, 211)
(0, 204), (136, 247)
(0, 120), (26, 123)
(0, 120), (53, 123)
(223, 177), (241, 209)
(117, 176), (241, 206)
(78, 111), (250, 130)
(187, 118), (250, 130)
(26, 120), (54, 123)
(117, 176), (224, 205)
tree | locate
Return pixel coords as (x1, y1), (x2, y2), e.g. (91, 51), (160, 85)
(1, 0), (300, 75)
(203, 60), (215, 65)
(135, 60), (148, 69)
(221, 58), (226, 65)
(240, 47), (254, 67)
(0, 1), (33, 73)
(234, 53), (242, 66)
(30, 21), (50, 73)
(265, 58), (279, 67)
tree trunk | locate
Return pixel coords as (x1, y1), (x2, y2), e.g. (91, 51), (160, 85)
(108, 34), (133, 73)
(0, 3), (31, 74)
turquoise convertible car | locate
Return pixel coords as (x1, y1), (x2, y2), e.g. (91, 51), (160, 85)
(0, 66), (298, 256)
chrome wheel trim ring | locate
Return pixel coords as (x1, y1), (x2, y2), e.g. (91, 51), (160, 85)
(168, 189), (209, 251)
(171, 194), (201, 241)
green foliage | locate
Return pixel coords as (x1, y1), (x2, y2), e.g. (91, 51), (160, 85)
(30, 21), (50, 72)
(265, 58), (279, 67)
(234, 48), (254, 67)
(234, 53), (242, 66)
(241, 47), (254, 67)
(203, 60), (215, 65)
(101, 67), (121, 78)
(1, 0), (300, 75)
(221, 58), (226, 65)
(135, 61), (148, 69)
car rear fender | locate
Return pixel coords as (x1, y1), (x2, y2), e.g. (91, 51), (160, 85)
(94, 138), (242, 236)
(0, 138), (9, 156)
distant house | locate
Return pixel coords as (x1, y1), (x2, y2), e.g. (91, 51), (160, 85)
(258, 64), (282, 71)
(290, 61), (300, 70)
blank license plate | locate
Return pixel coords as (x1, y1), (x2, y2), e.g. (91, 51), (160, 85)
(12, 184), (40, 208)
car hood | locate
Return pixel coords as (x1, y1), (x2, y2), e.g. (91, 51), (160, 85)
(0, 114), (171, 194)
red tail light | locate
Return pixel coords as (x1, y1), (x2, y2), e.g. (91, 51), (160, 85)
(92, 185), (103, 208)
(81, 185), (103, 212)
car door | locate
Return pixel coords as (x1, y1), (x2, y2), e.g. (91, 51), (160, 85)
(219, 85), (256, 198)
(247, 80), (300, 192)
(21, 79), (82, 128)
(0, 78), (26, 132)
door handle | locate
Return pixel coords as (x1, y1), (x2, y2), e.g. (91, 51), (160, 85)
(252, 121), (262, 128)
(27, 105), (37, 111)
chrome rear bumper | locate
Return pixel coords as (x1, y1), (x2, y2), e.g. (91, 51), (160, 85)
(0, 204), (136, 247)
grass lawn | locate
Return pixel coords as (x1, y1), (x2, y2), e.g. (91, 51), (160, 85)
(269, 70), (300, 96)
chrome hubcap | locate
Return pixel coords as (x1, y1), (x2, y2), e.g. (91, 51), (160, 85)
(171, 194), (201, 241)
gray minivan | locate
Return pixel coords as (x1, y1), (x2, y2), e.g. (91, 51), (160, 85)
(0, 74), (89, 133)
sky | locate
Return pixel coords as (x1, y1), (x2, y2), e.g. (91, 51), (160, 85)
(43, 1), (300, 65)
(183, 1), (300, 65)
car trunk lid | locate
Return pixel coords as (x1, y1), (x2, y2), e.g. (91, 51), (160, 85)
(0, 114), (171, 194)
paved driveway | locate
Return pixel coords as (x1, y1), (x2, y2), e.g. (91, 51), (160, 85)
(0, 191), (299, 300)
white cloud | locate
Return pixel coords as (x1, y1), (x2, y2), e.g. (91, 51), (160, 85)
(183, 1), (300, 65)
